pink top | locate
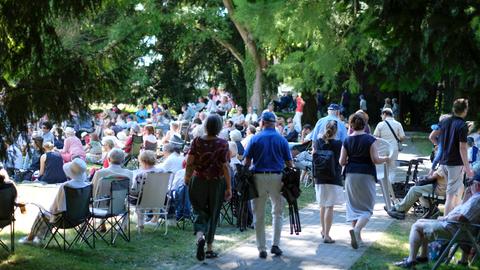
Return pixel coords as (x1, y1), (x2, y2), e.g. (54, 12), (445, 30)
(61, 136), (86, 162)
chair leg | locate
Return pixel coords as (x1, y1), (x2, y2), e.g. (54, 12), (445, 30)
(432, 231), (461, 270)
(11, 221), (14, 253)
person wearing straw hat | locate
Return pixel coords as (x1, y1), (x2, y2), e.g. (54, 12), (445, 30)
(19, 158), (89, 245)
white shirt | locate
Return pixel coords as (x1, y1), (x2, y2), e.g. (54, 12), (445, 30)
(102, 135), (122, 148)
(49, 177), (90, 222)
(373, 117), (405, 150)
(5, 145), (23, 169)
(170, 169), (185, 191)
(231, 114), (245, 124)
(245, 113), (258, 123)
(156, 152), (184, 174)
(143, 134), (157, 144)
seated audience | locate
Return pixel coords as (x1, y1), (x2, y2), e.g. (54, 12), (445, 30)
(19, 158), (89, 245)
(3, 139), (23, 178)
(143, 125), (157, 151)
(300, 124), (313, 143)
(160, 121), (181, 146)
(21, 136), (44, 181)
(157, 143), (184, 174)
(229, 129), (244, 159)
(91, 148), (133, 200)
(60, 127), (86, 162)
(386, 166), (447, 219)
(284, 118), (299, 142)
(38, 142), (67, 184)
(85, 133), (103, 164)
(101, 139), (115, 168)
(102, 128), (122, 148)
(53, 127), (64, 149)
(394, 171), (480, 268)
(241, 125), (256, 149)
(123, 124), (141, 155)
(41, 121), (55, 144)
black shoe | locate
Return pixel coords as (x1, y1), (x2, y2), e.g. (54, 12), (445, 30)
(271, 245), (283, 256)
(387, 210), (405, 220)
(416, 256), (428, 264)
(196, 238), (205, 261)
(259, 250), (267, 259)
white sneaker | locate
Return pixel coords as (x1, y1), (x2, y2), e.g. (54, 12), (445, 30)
(19, 236), (43, 246)
(18, 236), (33, 245)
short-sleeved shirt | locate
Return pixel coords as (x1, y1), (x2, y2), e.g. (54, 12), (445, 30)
(444, 192), (480, 233)
(439, 116), (468, 166)
(188, 137), (229, 179)
(343, 134), (377, 179)
(244, 127), (292, 173)
(373, 117), (405, 150)
(311, 115), (348, 146)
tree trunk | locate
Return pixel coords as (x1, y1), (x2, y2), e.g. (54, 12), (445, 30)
(223, 0), (263, 110)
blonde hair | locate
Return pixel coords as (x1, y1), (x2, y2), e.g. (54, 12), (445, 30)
(322, 120), (338, 143)
(43, 142), (55, 151)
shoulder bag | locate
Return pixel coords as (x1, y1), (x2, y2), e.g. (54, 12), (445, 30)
(384, 120), (403, 151)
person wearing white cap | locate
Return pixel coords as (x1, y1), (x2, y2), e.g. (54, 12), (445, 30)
(373, 107), (406, 183)
(19, 158), (90, 245)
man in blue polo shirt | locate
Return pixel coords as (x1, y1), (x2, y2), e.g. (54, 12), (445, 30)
(311, 103), (348, 149)
(244, 111), (293, 259)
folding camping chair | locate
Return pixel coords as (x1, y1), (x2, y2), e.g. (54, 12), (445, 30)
(432, 221), (480, 270)
(42, 185), (94, 250)
(131, 172), (172, 235)
(219, 200), (236, 226)
(0, 184), (17, 253)
(92, 177), (130, 245)
(375, 138), (395, 211)
(124, 135), (143, 168)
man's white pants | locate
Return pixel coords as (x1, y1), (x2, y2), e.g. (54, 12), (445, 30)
(293, 112), (302, 132)
(252, 173), (284, 252)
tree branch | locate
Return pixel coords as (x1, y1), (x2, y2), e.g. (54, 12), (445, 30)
(195, 25), (244, 64)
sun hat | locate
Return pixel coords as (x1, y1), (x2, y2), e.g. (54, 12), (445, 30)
(63, 158), (87, 180)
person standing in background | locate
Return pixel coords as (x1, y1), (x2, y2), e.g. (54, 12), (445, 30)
(340, 90), (350, 117)
(359, 95), (367, 112)
(293, 92), (305, 133)
(392, 98), (400, 120)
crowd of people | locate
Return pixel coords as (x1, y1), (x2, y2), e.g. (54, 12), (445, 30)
(2, 88), (479, 268)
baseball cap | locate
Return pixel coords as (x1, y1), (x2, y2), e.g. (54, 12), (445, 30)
(327, 104), (341, 111)
(260, 111), (276, 122)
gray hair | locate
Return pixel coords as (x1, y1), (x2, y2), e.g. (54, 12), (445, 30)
(103, 139), (115, 149)
(205, 114), (223, 136)
(108, 148), (125, 165)
(229, 129), (242, 142)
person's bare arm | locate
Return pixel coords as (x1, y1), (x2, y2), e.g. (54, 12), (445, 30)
(222, 162), (232, 200)
(369, 143), (389, 164)
(39, 154), (46, 176)
(460, 142), (474, 177)
(339, 146), (348, 166)
(184, 154), (195, 185)
(429, 130), (441, 146)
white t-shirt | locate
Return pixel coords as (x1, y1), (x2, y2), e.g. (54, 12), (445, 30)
(156, 152), (184, 175)
(373, 117), (405, 150)
(143, 134), (157, 144)
(170, 169), (185, 191)
(245, 113), (258, 123)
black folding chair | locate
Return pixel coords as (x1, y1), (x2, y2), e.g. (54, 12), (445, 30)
(218, 200), (236, 226)
(92, 178), (130, 245)
(42, 185), (94, 250)
(432, 221), (480, 270)
(0, 184), (17, 253)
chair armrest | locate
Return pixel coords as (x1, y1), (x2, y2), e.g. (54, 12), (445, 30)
(446, 220), (480, 229)
(92, 197), (111, 203)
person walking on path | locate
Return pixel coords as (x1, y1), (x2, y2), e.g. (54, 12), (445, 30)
(184, 114), (232, 261)
(359, 95), (367, 112)
(339, 113), (390, 249)
(313, 120), (344, 244)
(293, 92), (305, 133)
(373, 108), (405, 183)
(311, 104), (348, 148)
(244, 111), (293, 259)
(430, 98), (473, 215)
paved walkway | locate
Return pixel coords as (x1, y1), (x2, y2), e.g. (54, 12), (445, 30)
(190, 145), (429, 270)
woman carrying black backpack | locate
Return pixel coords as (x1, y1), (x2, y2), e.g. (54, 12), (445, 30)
(313, 120), (344, 244)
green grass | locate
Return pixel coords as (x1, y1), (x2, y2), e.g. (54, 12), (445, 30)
(0, 184), (316, 270)
(351, 217), (480, 270)
(411, 138), (433, 157)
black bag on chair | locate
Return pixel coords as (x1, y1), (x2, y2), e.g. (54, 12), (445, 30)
(281, 167), (302, 235)
(235, 164), (256, 231)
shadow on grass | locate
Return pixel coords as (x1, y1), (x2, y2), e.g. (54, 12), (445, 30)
(351, 217), (480, 270)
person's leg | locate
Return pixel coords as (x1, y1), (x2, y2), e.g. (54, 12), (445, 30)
(188, 176), (209, 239)
(251, 174), (269, 252)
(205, 179), (226, 251)
(408, 221), (427, 262)
(395, 185), (433, 212)
(320, 206), (325, 236)
(324, 206), (334, 239)
(444, 166), (464, 215)
(354, 216), (369, 242)
(268, 174), (284, 248)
